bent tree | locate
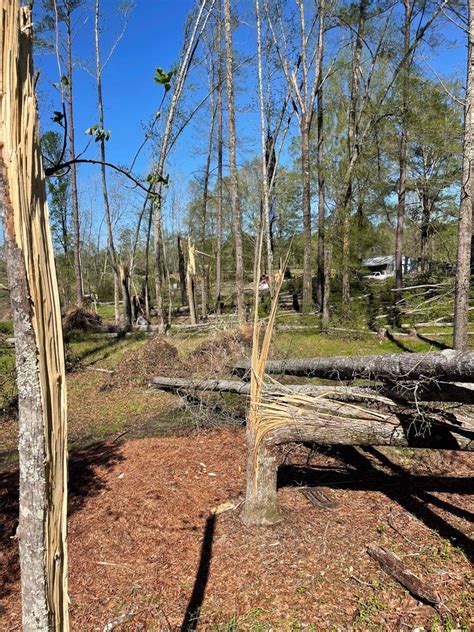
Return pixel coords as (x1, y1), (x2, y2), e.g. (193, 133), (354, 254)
(0, 1), (68, 629)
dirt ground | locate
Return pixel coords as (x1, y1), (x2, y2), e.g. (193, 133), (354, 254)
(1, 427), (473, 631)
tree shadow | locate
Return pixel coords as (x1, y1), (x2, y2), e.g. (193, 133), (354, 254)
(384, 329), (413, 353)
(278, 446), (474, 562)
(416, 332), (451, 351)
(181, 513), (216, 631)
(0, 440), (125, 601)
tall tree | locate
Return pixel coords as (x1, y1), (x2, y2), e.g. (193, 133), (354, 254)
(454, 0), (474, 350)
(94, 0), (134, 328)
(223, 0), (245, 320)
(265, 0), (324, 312)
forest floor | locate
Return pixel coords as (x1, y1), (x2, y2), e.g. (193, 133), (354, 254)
(1, 316), (473, 630)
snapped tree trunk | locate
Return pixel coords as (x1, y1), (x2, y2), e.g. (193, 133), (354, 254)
(454, 0), (474, 351)
(0, 2), (69, 627)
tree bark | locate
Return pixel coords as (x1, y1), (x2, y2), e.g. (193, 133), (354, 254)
(223, 0), (245, 321)
(454, 0), (474, 351)
(395, 0), (412, 297)
(177, 234), (187, 306)
(234, 350), (474, 382)
(1, 3), (69, 626)
(215, 0), (224, 315)
(341, 0), (367, 306)
(316, 44), (325, 313)
(256, 0), (274, 296)
(301, 120), (313, 312)
(65, 0), (83, 307)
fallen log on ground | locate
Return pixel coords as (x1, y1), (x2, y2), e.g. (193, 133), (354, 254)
(241, 392), (474, 525)
(367, 545), (440, 607)
(151, 376), (474, 446)
(234, 350), (474, 383)
(150, 375), (474, 404)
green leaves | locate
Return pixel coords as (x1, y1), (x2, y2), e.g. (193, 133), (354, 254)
(146, 172), (169, 188)
(153, 67), (174, 92)
(85, 124), (111, 142)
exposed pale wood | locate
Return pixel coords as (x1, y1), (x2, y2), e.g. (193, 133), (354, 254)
(0, 2), (68, 628)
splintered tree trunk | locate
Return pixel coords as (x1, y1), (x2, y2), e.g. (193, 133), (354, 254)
(0, 2), (68, 627)
(454, 0), (474, 351)
(241, 429), (283, 527)
(224, 0), (245, 321)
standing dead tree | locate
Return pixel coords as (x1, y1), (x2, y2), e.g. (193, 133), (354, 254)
(0, 1), (68, 628)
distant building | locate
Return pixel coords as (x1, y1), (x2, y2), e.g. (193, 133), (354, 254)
(362, 255), (417, 278)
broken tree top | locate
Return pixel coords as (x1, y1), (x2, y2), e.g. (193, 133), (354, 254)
(234, 350), (474, 383)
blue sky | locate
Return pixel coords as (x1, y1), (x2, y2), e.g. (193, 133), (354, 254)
(32, 0), (468, 237)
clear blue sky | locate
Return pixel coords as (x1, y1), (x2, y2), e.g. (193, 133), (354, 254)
(32, 0), (468, 236)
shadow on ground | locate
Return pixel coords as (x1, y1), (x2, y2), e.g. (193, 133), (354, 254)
(278, 446), (474, 562)
(0, 440), (125, 601)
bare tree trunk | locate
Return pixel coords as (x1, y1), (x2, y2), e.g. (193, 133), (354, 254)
(215, 0), (224, 315)
(224, 0), (245, 321)
(200, 101), (216, 319)
(177, 234), (187, 306)
(316, 58), (325, 313)
(256, 0), (274, 296)
(454, 0), (474, 351)
(321, 242), (331, 329)
(65, 1), (83, 307)
(301, 120), (313, 312)
(420, 189), (432, 274)
(1, 3), (69, 626)
(187, 240), (198, 325)
(395, 0), (412, 301)
(152, 0), (215, 329)
(341, 0), (366, 307)
(95, 0), (131, 329)
(114, 272), (120, 324)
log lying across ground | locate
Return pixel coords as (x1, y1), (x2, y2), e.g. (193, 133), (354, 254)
(151, 376), (474, 404)
(151, 376), (474, 451)
(234, 350), (474, 383)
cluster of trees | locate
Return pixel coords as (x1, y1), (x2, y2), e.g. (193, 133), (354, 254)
(33, 0), (472, 344)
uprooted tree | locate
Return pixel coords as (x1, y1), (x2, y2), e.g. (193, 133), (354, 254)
(0, 2), (68, 628)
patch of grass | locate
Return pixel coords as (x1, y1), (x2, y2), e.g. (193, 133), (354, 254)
(0, 320), (13, 335)
(353, 594), (385, 629)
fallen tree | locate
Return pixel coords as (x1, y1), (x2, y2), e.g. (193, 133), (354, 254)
(234, 349), (474, 383)
(240, 389), (474, 526)
(151, 375), (474, 404)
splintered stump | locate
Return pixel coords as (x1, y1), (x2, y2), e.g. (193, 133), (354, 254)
(240, 408), (474, 526)
(241, 431), (283, 527)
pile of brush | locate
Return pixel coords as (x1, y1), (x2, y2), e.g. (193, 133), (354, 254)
(63, 308), (102, 333)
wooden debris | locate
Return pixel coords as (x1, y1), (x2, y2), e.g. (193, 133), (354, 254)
(367, 544), (440, 607)
(301, 488), (338, 509)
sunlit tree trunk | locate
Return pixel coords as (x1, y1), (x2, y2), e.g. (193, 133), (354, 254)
(395, 0), (412, 298)
(224, 0), (245, 321)
(454, 0), (474, 350)
(65, 0), (83, 307)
